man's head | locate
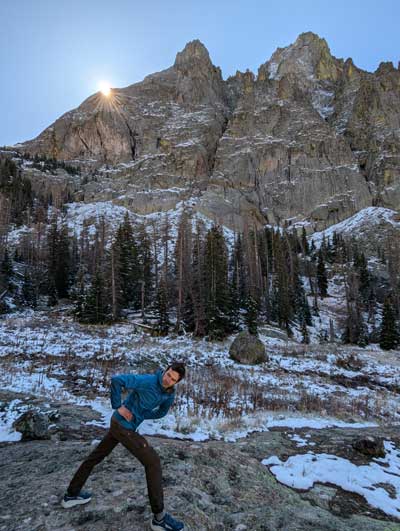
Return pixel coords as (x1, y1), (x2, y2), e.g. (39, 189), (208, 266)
(162, 362), (186, 389)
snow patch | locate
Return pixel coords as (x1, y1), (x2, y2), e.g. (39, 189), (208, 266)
(262, 440), (400, 518)
(311, 207), (400, 247)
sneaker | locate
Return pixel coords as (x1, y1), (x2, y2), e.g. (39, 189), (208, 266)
(61, 490), (92, 508)
(150, 512), (184, 531)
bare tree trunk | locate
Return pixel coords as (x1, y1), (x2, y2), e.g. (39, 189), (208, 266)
(111, 245), (116, 320)
(151, 219), (159, 293)
(141, 280), (145, 321)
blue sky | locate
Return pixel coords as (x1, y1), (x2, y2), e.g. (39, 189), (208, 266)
(1, 0), (399, 146)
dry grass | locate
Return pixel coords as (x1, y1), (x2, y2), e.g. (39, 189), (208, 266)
(0, 331), (397, 425)
(173, 366), (397, 424)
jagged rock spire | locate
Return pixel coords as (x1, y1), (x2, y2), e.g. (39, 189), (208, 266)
(174, 39), (213, 68)
(258, 31), (340, 82)
(173, 39), (225, 106)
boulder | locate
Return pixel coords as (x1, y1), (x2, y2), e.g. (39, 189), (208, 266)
(229, 331), (268, 365)
(13, 410), (51, 441)
(352, 436), (385, 458)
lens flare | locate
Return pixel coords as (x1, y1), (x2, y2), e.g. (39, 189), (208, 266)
(98, 81), (111, 97)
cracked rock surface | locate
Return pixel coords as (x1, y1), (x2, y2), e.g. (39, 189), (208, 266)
(1, 394), (399, 531)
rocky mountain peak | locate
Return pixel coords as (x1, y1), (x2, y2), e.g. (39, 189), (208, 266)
(173, 39), (225, 107)
(14, 34), (400, 230)
(259, 31), (339, 83)
(174, 39), (213, 69)
(294, 31), (329, 48)
(375, 61), (397, 75)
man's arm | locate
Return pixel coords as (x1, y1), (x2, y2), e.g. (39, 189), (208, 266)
(110, 374), (140, 409)
(146, 395), (175, 420)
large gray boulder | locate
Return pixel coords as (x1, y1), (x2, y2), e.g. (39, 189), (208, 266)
(352, 436), (386, 458)
(229, 331), (268, 365)
(13, 410), (51, 441)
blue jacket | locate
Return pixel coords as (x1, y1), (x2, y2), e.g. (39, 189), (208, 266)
(110, 369), (175, 431)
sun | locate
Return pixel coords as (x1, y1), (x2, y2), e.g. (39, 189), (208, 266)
(98, 81), (111, 97)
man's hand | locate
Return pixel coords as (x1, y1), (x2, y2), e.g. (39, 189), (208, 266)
(117, 405), (133, 422)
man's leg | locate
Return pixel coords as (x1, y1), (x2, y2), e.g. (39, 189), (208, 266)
(67, 428), (119, 496)
(110, 418), (164, 515)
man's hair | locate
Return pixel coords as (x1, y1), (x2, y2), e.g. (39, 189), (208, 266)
(166, 361), (186, 381)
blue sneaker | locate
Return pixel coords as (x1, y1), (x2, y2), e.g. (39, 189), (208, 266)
(61, 490), (92, 508)
(150, 512), (184, 530)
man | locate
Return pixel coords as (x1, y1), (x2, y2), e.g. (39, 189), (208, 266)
(61, 362), (186, 531)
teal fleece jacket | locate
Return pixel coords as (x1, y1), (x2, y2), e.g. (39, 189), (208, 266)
(110, 369), (175, 431)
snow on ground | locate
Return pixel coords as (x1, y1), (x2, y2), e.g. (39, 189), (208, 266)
(0, 399), (23, 442)
(1, 308), (399, 519)
(0, 368), (378, 446)
(5, 199), (235, 262)
(6, 226), (35, 246)
(288, 433), (316, 447)
(63, 201), (133, 238)
(262, 440), (400, 518)
(0, 309), (398, 445)
(90, 402), (378, 443)
(310, 207), (400, 247)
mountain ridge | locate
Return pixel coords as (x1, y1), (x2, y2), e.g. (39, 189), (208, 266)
(12, 32), (400, 233)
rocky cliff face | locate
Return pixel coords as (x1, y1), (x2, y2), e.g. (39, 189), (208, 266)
(17, 33), (400, 232)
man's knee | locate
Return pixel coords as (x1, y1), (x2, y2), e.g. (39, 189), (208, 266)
(143, 446), (161, 468)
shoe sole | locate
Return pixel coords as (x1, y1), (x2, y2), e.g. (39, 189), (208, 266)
(61, 497), (92, 508)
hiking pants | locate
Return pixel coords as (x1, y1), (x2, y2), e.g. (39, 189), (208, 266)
(67, 416), (164, 514)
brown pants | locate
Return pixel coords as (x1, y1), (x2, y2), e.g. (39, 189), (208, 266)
(67, 416), (164, 514)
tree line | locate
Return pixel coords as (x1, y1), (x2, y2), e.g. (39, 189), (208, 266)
(0, 207), (399, 350)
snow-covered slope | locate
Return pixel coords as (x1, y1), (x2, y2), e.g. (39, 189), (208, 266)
(310, 207), (400, 247)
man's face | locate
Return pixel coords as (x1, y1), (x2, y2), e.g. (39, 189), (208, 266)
(162, 369), (180, 389)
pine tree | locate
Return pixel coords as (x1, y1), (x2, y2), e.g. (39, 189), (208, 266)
(355, 252), (370, 304)
(301, 226), (309, 256)
(80, 269), (110, 324)
(229, 234), (246, 329)
(0, 157), (33, 226)
(271, 231), (292, 334)
(174, 211), (192, 333)
(317, 249), (328, 298)
(181, 290), (195, 333)
(71, 265), (87, 322)
(0, 293), (7, 314)
(111, 214), (140, 311)
(137, 223), (153, 317)
(55, 223), (71, 298)
(292, 253), (312, 326)
(109, 244), (120, 320)
(1, 247), (12, 277)
(22, 269), (37, 308)
(257, 229), (272, 322)
(46, 218), (71, 299)
(156, 277), (170, 336)
(301, 319), (310, 344)
(0, 248), (13, 290)
(342, 270), (368, 345)
(245, 295), (259, 335)
(379, 297), (400, 350)
(191, 220), (206, 337)
(244, 227), (263, 302)
(203, 225), (232, 340)
(47, 276), (58, 307)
